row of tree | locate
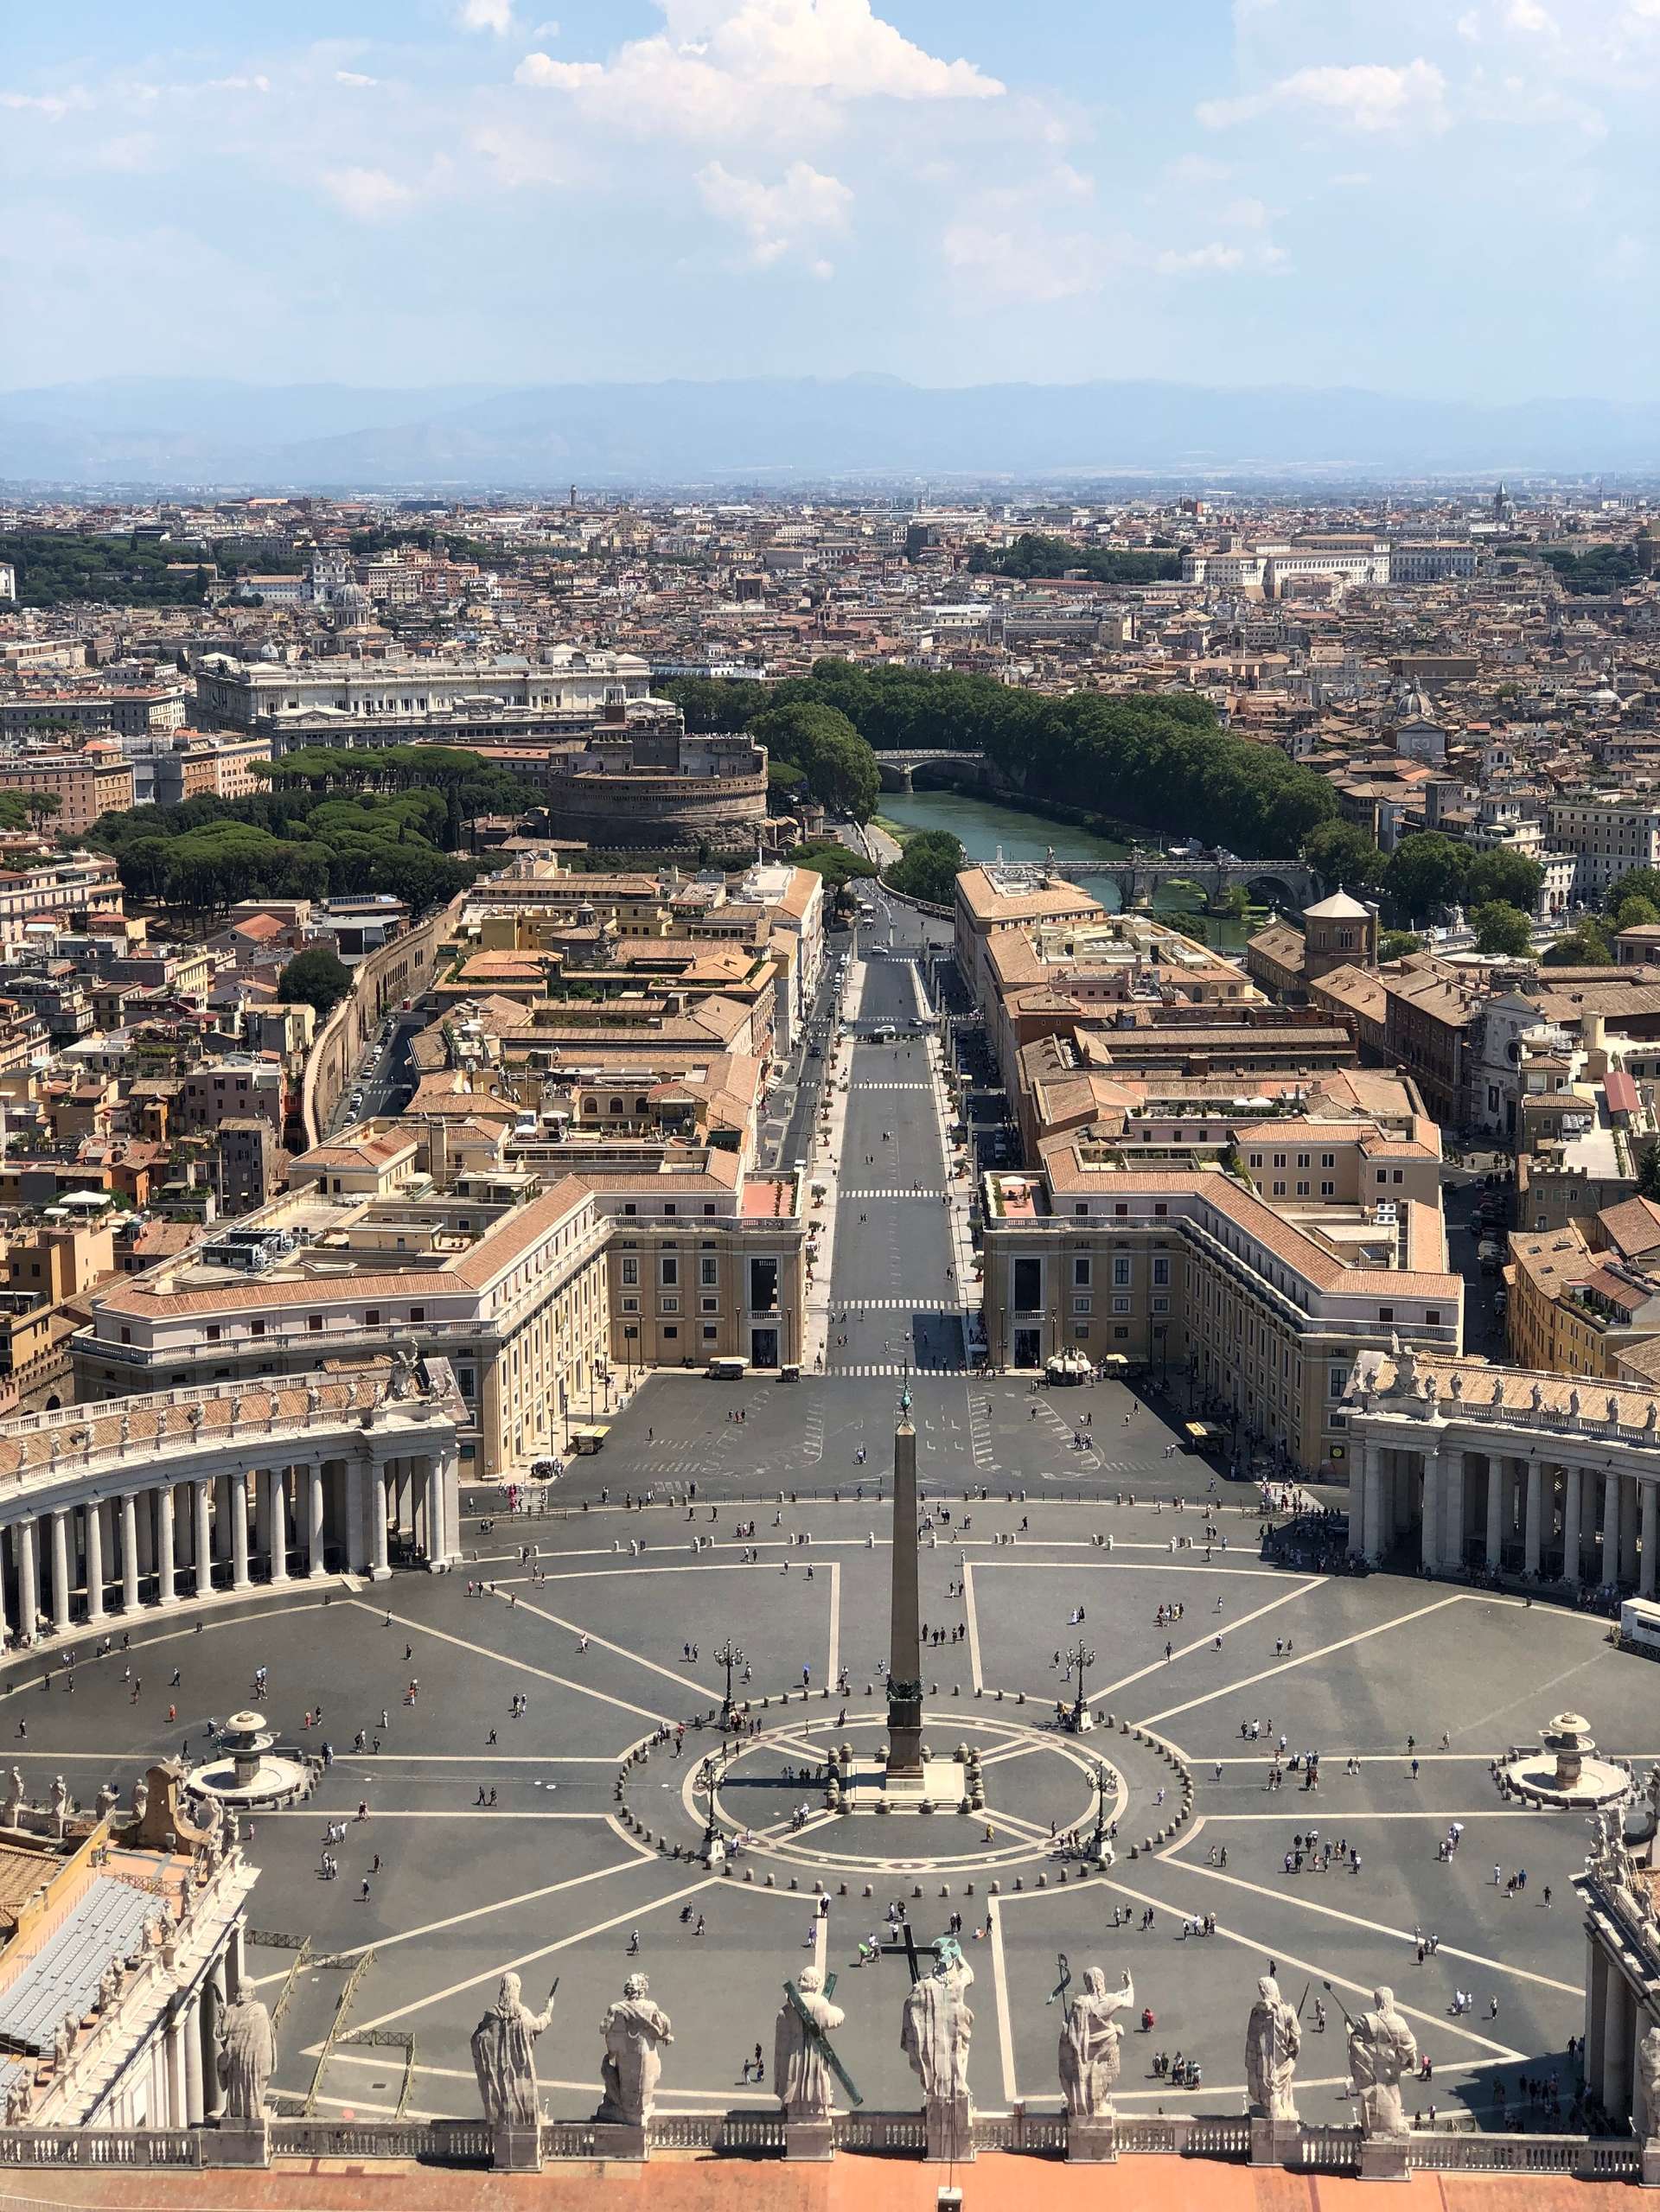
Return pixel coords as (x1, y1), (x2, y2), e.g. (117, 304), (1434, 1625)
(88, 787), (482, 921)
(669, 660), (1339, 855)
(964, 532), (1181, 584)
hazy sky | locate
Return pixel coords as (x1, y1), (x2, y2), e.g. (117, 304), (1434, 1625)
(3, 0), (1657, 399)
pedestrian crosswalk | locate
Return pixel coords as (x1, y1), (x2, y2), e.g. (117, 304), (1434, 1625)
(828, 1296), (958, 1310)
(855, 1081), (932, 1090)
(840, 1188), (948, 1200)
(824, 1362), (971, 1378)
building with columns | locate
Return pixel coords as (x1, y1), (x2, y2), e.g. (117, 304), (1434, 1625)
(0, 1770), (258, 2132)
(1344, 1346), (1658, 1594)
(1574, 1780), (1660, 2148)
(0, 1362), (462, 1646)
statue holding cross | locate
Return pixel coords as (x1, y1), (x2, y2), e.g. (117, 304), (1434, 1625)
(775, 1967), (859, 2120)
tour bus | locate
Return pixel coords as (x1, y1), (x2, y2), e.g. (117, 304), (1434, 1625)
(707, 1355), (750, 1380)
(1619, 1596), (1660, 1658)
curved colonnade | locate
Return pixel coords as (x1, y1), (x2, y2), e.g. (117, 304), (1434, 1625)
(0, 1367), (463, 1650)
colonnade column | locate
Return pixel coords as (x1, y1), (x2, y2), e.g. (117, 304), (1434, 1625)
(194, 1481), (213, 1598)
(231, 1475), (249, 1591)
(1602, 1969), (1634, 2120)
(1642, 1482), (1658, 1600)
(182, 1989), (205, 2125)
(84, 1501), (105, 1624)
(369, 1462), (390, 1581)
(1523, 1462), (1543, 1577)
(1605, 1473), (1625, 1589)
(1561, 1465), (1582, 1589)
(1443, 1448), (1465, 1572)
(164, 2011), (187, 2127)
(1620, 1478), (1641, 1586)
(268, 1471), (290, 1584)
(156, 1485), (176, 1605)
(307, 1463), (326, 1578)
(121, 1493), (139, 1611)
(1420, 1449), (1443, 1572)
(49, 1509), (70, 1635)
(1485, 1457), (1504, 1569)
(16, 1519), (38, 1643)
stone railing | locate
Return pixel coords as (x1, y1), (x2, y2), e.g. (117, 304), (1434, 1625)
(0, 1368), (447, 1499)
(0, 2113), (1644, 2180)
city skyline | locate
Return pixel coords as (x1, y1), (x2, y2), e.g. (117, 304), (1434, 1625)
(4, 0), (1659, 403)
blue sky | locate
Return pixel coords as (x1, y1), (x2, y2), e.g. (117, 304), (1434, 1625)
(3, 0), (1656, 398)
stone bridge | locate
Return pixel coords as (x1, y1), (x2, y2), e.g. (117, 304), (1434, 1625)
(876, 749), (1000, 793)
(1041, 856), (1317, 913)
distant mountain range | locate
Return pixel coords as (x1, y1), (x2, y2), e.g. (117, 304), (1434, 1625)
(3, 373), (1660, 489)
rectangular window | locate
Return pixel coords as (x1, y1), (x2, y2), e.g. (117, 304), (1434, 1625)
(1073, 1257), (1090, 1288)
(1152, 1255), (1169, 1286)
(308, 1316), (322, 1334)
(621, 1296), (639, 1314)
(621, 1256), (639, 1286)
(748, 1256), (779, 1312)
(1321, 1181), (1335, 1196)
(1072, 1295), (1092, 1316)
(660, 1297), (680, 1314)
(1112, 1295), (1131, 1314)
(1012, 1257), (1042, 1311)
(1113, 1256), (1131, 1287)
(661, 1255), (679, 1288)
(700, 1256), (718, 1288)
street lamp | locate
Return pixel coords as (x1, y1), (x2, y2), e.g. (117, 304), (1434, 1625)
(1064, 1638), (1096, 1734)
(715, 1636), (746, 1726)
(1089, 1760), (1114, 1862)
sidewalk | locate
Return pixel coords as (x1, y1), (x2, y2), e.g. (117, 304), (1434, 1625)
(801, 953), (865, 1368)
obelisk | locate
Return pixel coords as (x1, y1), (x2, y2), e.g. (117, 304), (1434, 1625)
(885, 1411), (924, 1782)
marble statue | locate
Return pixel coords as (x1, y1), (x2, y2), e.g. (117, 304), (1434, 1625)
(597, 1975), (674, 2126)
(49, 2021), (70, 2075)
(1057, 1967), (1134, 2118)
(97, 1965), (119, 2013)
(1347, 1988), (1417, 2138)
(470, 1973), (555, 2128)
(901, 1936), (974, 2111)
(1245, 1974), (1301, 2121)
(774, 1967), (846, 2120)
(47, 1776), (67, 1827)
(216, 1985), (276, 2124)
(1639, 2023), (1660, 2142)
(4, 2081), (29, 2125)
(129, 1774), (149, 1826)
(1, 1767), (24, 1829)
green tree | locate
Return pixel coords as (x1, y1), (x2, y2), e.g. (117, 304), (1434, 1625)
(750, 703), (880, 821)
(1465, 849), (1542, 912)
(1302, 819), (1382, 889)
(1472, 901), (1535, 958)
(1541, 920), (1615, 967)
(1607, 870), (1660, 918)
(1378, 929), (1422, 961)
(278, 947), (353, 1020)
(1612, 895), (1660, 933)
(1381, 832), (1471, 925)
(886, 829), (966, 905)
(1638, 1145), (1660, 1202)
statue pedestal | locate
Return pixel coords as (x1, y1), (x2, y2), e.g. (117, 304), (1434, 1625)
(1065, 2113), (1117, 2163)
(1358, 2134), (1411, 2182)
(1249, 2115), (1300, 2167)
(491, 2126), (542, 2172)
(209, 2121), (271, 2169)
(784, 2118), (835, 2161)
(924, 2096), (974, 2164)
(592, 2120), (648, 2162)
(1639, 2140), (1660, 2190)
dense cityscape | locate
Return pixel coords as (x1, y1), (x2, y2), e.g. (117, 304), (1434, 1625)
(5, 2), (1660, 2206)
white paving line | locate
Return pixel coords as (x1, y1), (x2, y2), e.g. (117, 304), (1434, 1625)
(1154, 1845), (1582, 1995)
(348, 1873), (719, 2033)
(1093, 1578), (1319, 1705)
(1138, 1593), (1467, 1730)
(346, 1600), (669, 1726)
(1032, 1874), (1526, 2064)
(482, 1588), (707, 1700)
(963, 1560), (984, 1691)
(986, 1892), (1018, 2107)
(247, 1857), (657, 1984)
(827, 1559), (841, 1688)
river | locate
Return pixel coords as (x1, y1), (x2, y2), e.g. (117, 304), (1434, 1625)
(878, 785), (1252, 948)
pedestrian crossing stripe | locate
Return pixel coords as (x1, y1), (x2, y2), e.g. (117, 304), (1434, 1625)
(823, 1363), (970, 1377)
(827, 1296), (961, 1310)
(852, 1082), (932, 1090)
(840, 1189), (949, 1199)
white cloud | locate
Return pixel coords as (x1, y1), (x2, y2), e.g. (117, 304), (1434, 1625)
(320, 165), (416, 220)
(1197, 57), (1447, 131)
(516, 0), (1002, 141)
(1507, 0), (1556, 29)
(514, 54), (601, 87)
(0, 88), (93, 120)
(1220, 194), (1268, 227)
(335, 70), (379, 87)
(458, 0), (514, 32)
(942, 223), (1112, 304)
(1165, 153), (1231, 185)
(1155, 242), (1246, 271)
(695, 156), (852, 268)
